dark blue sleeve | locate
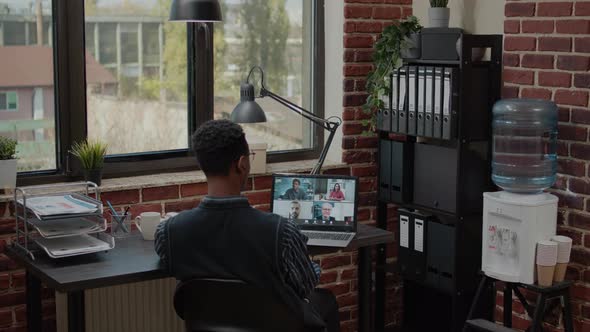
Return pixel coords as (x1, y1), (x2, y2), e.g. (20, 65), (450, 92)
(154, 218), (171, 272)
(278, 219), (319, 299)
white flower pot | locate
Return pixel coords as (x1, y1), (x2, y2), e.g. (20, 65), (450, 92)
(401, 33), (422, 59)
(429, 7), (450, 28)
(0, 159), (17, 190)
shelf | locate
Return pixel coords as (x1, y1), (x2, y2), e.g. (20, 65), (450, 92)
(34, 232), (115, 259)
(26, 214), (107, 239)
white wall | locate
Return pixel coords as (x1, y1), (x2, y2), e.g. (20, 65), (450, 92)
(413, 0), (505, 34)
(324, 0), (344, 164)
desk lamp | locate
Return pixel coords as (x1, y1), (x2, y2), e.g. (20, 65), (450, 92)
(231, 66), (341, 175)
(169, 0), (222, 22)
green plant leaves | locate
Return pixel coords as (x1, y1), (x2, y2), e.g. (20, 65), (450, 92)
(430, 0), (449, 8)
(0, 136), (17, 160)
(70, 140), (108, 170)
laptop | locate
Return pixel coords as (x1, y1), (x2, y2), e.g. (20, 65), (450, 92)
(270, 173), (358, 247)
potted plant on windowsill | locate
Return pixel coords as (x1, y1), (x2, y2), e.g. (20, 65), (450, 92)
(429, 0), (450, 28)
(71, 140), (108, 186)
(0, 136), (18, 193)
(363, 16), (423, 132)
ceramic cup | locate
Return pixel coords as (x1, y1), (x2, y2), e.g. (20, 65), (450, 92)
(134, 212), (162, 241)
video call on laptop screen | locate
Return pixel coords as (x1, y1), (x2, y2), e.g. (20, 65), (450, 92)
(271, 174), (357, 231)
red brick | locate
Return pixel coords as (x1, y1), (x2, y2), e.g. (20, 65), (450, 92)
(344, 79), (355, 92)
(344, 5), (372, 18)
(504, 20), (520, 34)
(555, 90), (589, 107)
(0, 309), (11, 327)
(343, 64), (372, 76)
(342, 137), (355, 149)
(319, 271), (338, 284)
(358, 192), (377, 206)
(142, 185), (179, 202)
(0, 219), (13, 236)
(505, 2), (535, 17)
(555, 191), (585, 210)
(323, 282), (351, 296)
(571, 283), (590, 301)
(343, 50), (355, 62)
(343, 151), (373, 165)
(0, 291), (25, 307)
(353, 21), (383, 33)
(502, 86), (520, 99)
(321, 255), (352, 269)
(180, 183), (208, 197)
(373, 7), (401, 19)
(503, 54), (520, 67)
(522, 20), (554, 33)
(557, 55), (590, 71)
(164, 199), (200, 212)
(243, 191), (270, 205)
(556, 20), (590, 34)
(522, 54), (554, 69)
(574, 74), (590, 89)
(343, 94), (369, 107)
(558, 159), (586, 177)
(503, 69), (534, 85)
(354, 50), (373, 63)
(504, 36), (536, 51)
(0, 274), (8, 290)
(576, 37), (590, 53)
(11, 272), (25, 289)
(253, 176), (273, 190)
(522, 88), (552, 100)
(576, 2), (590, 16)
(342, 109), (355, 121)
(322, 167), (352, 176)
(342, 123), (365, 135)
(559, 107), (571, 122)
(537, 2), (572, 16)
(0, 203), (6, 218)
(343, 35), (373, 49)
(336, 293), (358, 308)
(570, 213), (590, 230)
(539, 72), (571, 88)
(538, 37), (572, 52)
(570, 177), (590, 195)
(402, 6), (413, 18)
(572, 108), (590, 124)
(101, 190), (140, 205)
(129, 203), (162, 218)
(356, 136), (378, 148)
(559, 124), (588, 141)
(355, 79), (367, 91)
(351, 165), (377, 177)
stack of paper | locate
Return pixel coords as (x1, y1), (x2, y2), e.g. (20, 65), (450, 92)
(35, 234), (111, 258)
(19, 195), (99, 218)
(28, 217), (102, 238)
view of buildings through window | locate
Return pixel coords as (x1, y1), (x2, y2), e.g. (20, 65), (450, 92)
(0, 0), (56, 172)
(0, 0), (314, 173)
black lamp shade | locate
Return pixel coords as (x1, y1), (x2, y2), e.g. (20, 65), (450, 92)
(169, 0), (222, 22)
(231, 83), (267, 123)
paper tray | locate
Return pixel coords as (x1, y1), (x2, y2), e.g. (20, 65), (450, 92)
(27, 215), (107, 239)
(34, 233), (115, 258)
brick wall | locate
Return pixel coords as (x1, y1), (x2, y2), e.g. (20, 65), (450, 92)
(342, 0), (413, 329)
(504, 1), (590, 330)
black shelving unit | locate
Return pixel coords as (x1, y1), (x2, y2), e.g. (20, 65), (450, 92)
(375, 34), (503, 332)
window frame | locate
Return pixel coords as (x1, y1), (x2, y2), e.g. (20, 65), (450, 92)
(0, 91), (18, 111)
(17, 0), (325, 186)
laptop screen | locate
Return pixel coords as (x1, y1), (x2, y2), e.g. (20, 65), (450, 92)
(270, 174), (358, 232)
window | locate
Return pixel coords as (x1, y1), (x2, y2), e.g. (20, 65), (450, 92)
(0, 92), (18, 111)
(17, 0), (323, 184)
(0, 0), (57, 175)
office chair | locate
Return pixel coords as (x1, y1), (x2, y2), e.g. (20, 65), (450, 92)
(173, 278), (304, 332)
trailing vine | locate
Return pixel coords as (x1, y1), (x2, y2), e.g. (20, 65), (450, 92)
(362, 16), (422, 132)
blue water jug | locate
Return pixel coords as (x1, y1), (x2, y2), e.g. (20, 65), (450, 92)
(492, 99), (558, 193)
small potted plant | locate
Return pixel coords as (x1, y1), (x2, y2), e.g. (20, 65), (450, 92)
(70, 140), (108, 186)
(429, 0), (450, 28)
(0, 136), (17, 192)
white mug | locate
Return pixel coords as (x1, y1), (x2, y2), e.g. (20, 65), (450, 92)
(134, 212), (162, 240)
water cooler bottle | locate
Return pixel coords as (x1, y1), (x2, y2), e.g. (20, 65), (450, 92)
(482, 99), (558, 284)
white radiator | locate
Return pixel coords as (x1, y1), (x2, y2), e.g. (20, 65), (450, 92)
(56, 278), (184, 332)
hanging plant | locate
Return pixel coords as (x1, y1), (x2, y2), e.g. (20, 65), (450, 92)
(362, 15), (422, 132)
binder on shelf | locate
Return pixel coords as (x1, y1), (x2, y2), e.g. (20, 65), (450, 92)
(390, 140), (413, 203)
(442, 67), (458, 140)
(417, 67), (426, 137)
(407, 66), (417, 136)
(424, 67), (434, 137)
(376, 109), (383, 131)
(433, 67), (444, 139)
(398, 66), (408, 134)
(378, 139), (391, 201)
(398, 209), (427, 282)
(391, 70), (400, 133)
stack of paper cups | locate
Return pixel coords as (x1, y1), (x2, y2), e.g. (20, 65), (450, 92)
(536, 241), (558, 287)
(551, 235), (572, 283)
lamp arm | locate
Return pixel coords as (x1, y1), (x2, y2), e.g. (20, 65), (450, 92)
(311, 121), (340, 175)
(261, 88), (335, 130)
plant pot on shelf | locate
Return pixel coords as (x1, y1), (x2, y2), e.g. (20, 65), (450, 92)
(84, 168), (103, 186)
(401, 33), (422, 59)
(428, 7), (450, 28)
(0, 159), (17, 192)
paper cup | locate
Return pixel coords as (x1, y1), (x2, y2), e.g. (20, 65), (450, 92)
(553, 262), (568, 283)
(536, 241), (558, 266)
(551, 235), (572, 264)
(537, 264), (555, 287)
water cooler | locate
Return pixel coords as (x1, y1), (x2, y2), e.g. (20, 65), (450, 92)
(482, 99), (558, 284)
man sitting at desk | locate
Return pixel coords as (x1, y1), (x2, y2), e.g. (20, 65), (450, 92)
(154, 120), (339, 332)
(282, 178), (308, 200)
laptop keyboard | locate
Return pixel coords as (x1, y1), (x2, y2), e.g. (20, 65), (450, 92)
(302, 232), (354, 241)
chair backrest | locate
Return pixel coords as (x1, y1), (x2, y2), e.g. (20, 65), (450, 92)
(174, 278), (304, 332)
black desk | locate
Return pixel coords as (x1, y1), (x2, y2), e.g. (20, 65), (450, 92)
(7, 224), (393, 332)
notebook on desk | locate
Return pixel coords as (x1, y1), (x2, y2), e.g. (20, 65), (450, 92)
(271, 173), (359, 247)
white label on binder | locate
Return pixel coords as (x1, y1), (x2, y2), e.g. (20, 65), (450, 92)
(434, 70), (442, 114)
(400, 215), (409, 248)
(414, 219), (424, 252)
(409, 71), (416, 112)
(399, 71), (407, 111)
(443, 71), (451, 115)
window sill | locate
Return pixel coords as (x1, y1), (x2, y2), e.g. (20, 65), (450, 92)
(0, 159), (347, 202)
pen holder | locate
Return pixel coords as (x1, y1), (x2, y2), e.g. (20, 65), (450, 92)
(111, 213), (132, 238)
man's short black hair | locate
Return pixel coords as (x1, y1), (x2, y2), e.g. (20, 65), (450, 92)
(191, 119), (249, 176)
(292, 179), (301, 185)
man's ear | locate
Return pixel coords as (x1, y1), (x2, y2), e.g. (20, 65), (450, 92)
(236, 155), (249, 175)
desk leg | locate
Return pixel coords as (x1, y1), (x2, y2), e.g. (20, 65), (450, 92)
(26, 272), (42, 332)
(68, 291), (85, 332)
(358, 247), (372, 332)
(504, 284), (512, 328)
(375, 200), (387, 332)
